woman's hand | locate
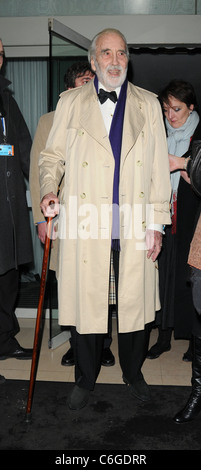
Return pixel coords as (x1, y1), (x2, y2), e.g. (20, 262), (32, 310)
(168, 154), (184, 172)
(168, 154), (191, 184)
(180, 170), (191, 184)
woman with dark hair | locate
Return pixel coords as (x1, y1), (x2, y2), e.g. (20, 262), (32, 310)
(147, 79), (201, 361)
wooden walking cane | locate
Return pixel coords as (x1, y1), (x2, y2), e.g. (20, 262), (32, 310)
(25, 207), (54, 422)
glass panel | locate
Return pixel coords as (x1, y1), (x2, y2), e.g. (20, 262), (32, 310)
(49, 32), (89, 111)
(197, 0), (201, 13)
(123, 0), (195, 15)
(0, 0), (197, 16)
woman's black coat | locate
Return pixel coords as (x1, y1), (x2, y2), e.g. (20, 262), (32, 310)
(0, 74), (33, 275)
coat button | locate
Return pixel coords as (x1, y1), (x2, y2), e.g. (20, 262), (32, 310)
(139, 192), (144, 198)
(136, 160), (142, 166)
(80, 193), (86, 199)
(7, 171), (11, 177)
(82, 161), (88, 168)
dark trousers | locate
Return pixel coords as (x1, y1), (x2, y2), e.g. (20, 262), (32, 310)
(0, 268), (20, 354)
(69, 305), (113, 351)
(71, 251), (150, 390)
(191, 267), (201, 338)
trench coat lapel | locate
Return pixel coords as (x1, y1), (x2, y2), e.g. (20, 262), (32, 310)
(121, 84), (145, 168)
(79, 80), (145, 163)
(79, 80), (113, 157)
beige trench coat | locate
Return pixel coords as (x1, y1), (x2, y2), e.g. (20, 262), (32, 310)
(29, 111), (58, 271)
(39, 79), (171, 334)
(29, 110), (115, 294)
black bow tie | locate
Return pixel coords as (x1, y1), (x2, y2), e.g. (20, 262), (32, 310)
(98, 88), (117, 104)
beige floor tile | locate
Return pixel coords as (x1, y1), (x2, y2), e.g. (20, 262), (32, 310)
(0, 317), (192, 386)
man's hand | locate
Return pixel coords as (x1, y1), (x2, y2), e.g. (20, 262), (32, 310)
(40, 192), (59, 218)
(146, 229), (162, 262)
(37, 222), (47, 244)
(37, 220), (57, 244)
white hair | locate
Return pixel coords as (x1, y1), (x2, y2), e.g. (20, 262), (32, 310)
(88, 28), (129, 62)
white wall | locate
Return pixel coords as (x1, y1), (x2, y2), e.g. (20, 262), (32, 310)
(1, 15), (201, 57)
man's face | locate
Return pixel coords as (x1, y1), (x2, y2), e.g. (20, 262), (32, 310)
(0, 40), (4, 70)
(74, 71), (94, 88)
(91, 32), (128, 91)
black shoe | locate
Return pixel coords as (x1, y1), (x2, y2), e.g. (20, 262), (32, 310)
(61, 347), (75, 366)
(101, 348), (115, 367)
(67, 385), (90, 410)
(182, 340), (193, 362)
(0, 374), (5, 384)
(182, 350), (193, 362)
(173, 391), (201, 423)
(123, 376), (151, 402)
(146, 342), (171, 359)
(0, 346), (33, 360)
(174, 337), (201, 423)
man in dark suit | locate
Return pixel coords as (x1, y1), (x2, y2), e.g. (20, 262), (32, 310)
(0, 38), (33, 380)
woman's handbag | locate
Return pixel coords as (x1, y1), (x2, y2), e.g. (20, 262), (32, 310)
(183, 140), (201, 197)
(187, 140), (201, 197)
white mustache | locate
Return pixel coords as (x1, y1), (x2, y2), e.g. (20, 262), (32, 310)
(106, 65), (123, 72)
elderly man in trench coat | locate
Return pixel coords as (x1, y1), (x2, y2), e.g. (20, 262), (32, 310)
(39, 28), (171, 410)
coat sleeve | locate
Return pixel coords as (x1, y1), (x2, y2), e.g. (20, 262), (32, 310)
(39, 98), (66, 201)
(11, 95), (32, 181)
(29, 114), (53, 224)
(149, 97), (171, 225)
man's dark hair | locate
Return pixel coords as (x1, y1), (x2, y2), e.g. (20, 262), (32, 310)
(64, 61), (94, 89)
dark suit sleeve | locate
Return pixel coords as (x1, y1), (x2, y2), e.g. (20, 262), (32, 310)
(10, 95), (32, 181)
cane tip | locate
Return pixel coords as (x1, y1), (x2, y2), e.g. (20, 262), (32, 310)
(25, 412), (32, 423)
